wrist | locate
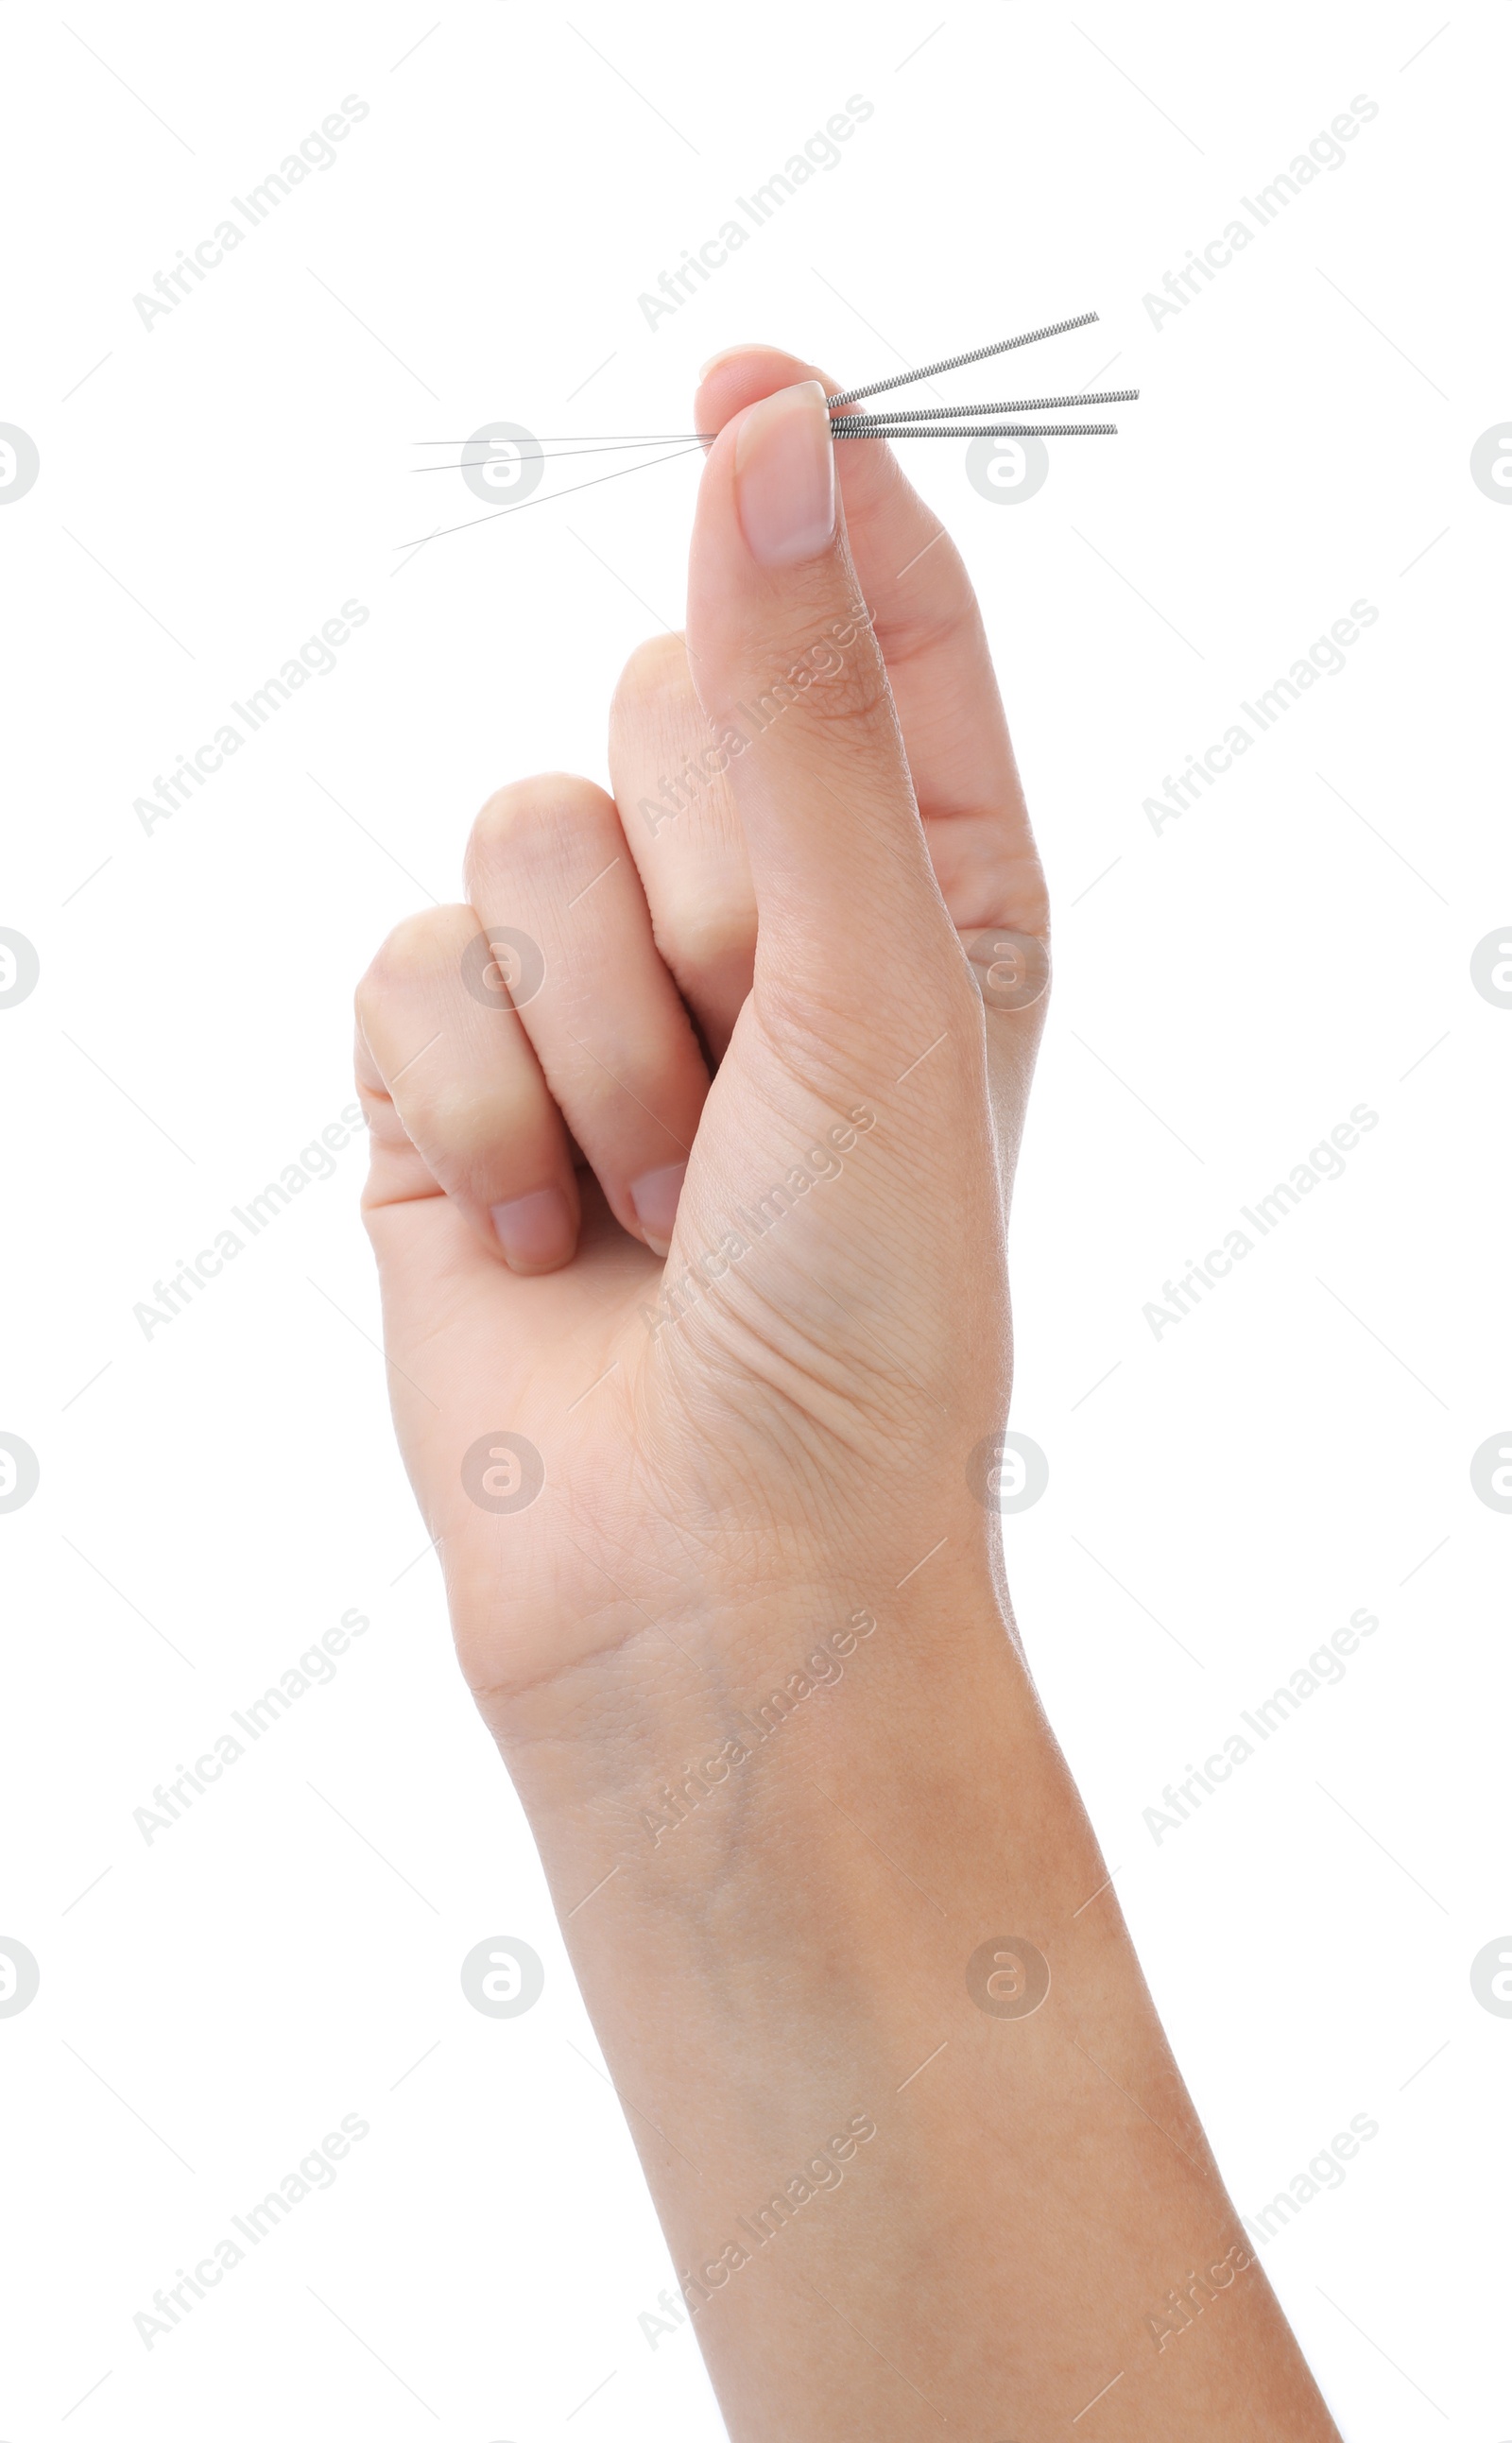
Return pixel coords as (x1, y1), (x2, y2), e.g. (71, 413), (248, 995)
(481, 1554), (1103, 1951)
(483, 1547), (1006, 1821)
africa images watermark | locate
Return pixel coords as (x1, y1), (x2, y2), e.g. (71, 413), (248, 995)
(1242, 2112), (1380, 2248)
(635, 609), (868, 842)
(638, 2111), (879, 2348)
(131, 97), (371, 332)
(131, 2111), (371, 2349)
(639, 1107), (877, 1340)
(1143, 599), (1380, 838)
(1142, 95), (1380, 331)
(1142, 1101), (1379, 1340)
(132, 599), (370, 836)
(1142, 2237), (1254, 2354)
(1141, 1604), (1381, 1844)
(130, 1607), (371, 1844)
(637, 1607), (878, 1846)
(638, 97), (874, 330)
(131, 1099), (366, 1339)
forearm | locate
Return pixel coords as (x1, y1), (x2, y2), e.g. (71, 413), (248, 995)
(491, 1563), (1341, 2440)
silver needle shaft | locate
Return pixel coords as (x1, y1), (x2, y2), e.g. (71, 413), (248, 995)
(826, 312), (1100, 407)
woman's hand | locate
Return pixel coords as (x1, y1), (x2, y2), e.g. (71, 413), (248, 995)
(351, 351), (1340, 2443)
(353, 348), (1049, 1723)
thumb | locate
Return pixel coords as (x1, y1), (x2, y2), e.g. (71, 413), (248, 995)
(684, 379), (961, 1041)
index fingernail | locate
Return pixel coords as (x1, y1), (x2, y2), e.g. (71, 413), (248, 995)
(492, 1187), (574, 1271)
(630, 1161), (687, 1258)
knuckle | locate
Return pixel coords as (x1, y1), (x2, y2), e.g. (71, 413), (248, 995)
(741, 620), (898, 751)
(355, 910), (448, 1013)
(871, 576), (975, 679)
(654, 890), (755, 981)
(467, 771), (611, 887)
(804, 646), (895, 735)
(610, 630), (692, 721)
(422, 1080), (506, 1166)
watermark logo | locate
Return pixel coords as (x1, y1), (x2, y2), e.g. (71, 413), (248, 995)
(0, 929), (39, 1008)
(652, 2112), (879, 2337)
(1143, 603), (1381, 837)
(1470, 927), (1512, 1007)
(131, 2112), (371, 2349)
(0, 423), (40, 504)
(1469, 1936), (1512, 2017)
(1142, 97), (1379, 333)
(638, 98), (874, 330)
(639, 1608), (878, 1845)
(0, 1434), (40, 1514)
(0, 1936), (40, 2017)
(460, 925), (545, 1009)
(460, 1937), (544, 2018)
(131, 97), (371, 333)
(1143, 2240), (1254, 2352)
(965, 928), (1049, 1010)
(460, 1432), (544, 1515)
(967, 1431), (1048, 1513)
(640, 1110), (875, 1339)
(966, 435), (1048, 505)
(636, 610), (868, 840)
(1142, 1607), (1380, 1843)
(1242, 2115), (1380, 2245)
(1143, 1104), (1380, 1341)
(460, 423), (543, 508)
(133, 1102), (367, 1340)
(134, 600), (370, 837)
(967, 1935), (1050, 2020)
(1469, 1435), (1512, 1513)
(131, 1608), (371, 1843)
(1470, 424), (1512, 504)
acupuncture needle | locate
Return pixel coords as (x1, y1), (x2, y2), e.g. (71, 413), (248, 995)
(400, 442), (707, 547)
(407, 421), (1117, 508)
(412, 390), (1138, 470)
(825, 310), (1101, 406)
(410, 437), (712, 471)
(834, 423), (1118, 439)
(831, 389), (1138, 422)
(413, 329), (1127, 472)
(403, 312), (1131, 542)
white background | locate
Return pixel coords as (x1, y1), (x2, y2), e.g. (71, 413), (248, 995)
(2, 2), (1507, 2434)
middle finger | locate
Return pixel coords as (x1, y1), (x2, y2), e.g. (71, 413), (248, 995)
(464, 770), (712, 1256)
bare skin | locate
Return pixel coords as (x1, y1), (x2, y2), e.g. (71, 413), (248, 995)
(353, 348), (1342, 2439)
